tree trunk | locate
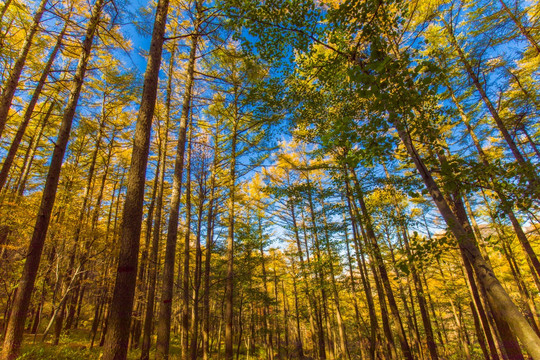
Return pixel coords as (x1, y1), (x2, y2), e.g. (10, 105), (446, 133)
(15, 101), (52, 196)
(155, 24), (198, 360)
(442, 17), (532, 171)
(394, 122), (540, 359)
(102, 0), (170, 357)
(0, 1), (103, 357)
(498, 0), (540, 54)
(180, 133), (193, 360)
(203, 123), (219, 360)
(0, 0), (48, 138)
(225, 122), (238, 360)
(0, 8), (71, 192)
(344, 178), (378, 360)
(350, 169), (413, 360)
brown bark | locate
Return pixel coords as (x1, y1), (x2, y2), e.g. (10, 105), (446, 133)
(0, 1), (103, 357)
(180, 134), (193, 360)
(101, 0), (170, 357)
(394, 123), (540, 359)
(202, 122), (219, 360)
(225, 121), (238, 360)
(155, 25), (198, 359)
(344, 178), (378, 360)
(260, 232), (275, 360)
(350, 169), (413, 360)
(0, 0), (48, 139)
(140, 117), (169, 360)
(0, 11), (70, 192)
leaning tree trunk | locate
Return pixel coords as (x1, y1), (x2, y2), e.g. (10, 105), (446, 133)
(101, 0), (170, 358)
(0, 1), (104, 358)
(0, 9), (71, 192)
(497, 0), (540, 55)
(0, 0), (48, 139)
(394, 122), (540, 359)
(202, 119), (219, 360)
(441, 17), (532, 172)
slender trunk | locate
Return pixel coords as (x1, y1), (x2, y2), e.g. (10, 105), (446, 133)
(350, 169), (413, 360)
(342, 212), (369, 354)
(181, 135), (193, 360)
(401, 228), (438, 359)
(0, 9), (70, 192)
(449, 83), (540, 281)
(394, 122), (540, 359)
(344, 178), (378, 360)
(15, 101), (53, 196)
(140, 117), (169, 360)
(320, 204), (349, 359)
(156, 26), (198, 360)
(64, 100), (108, 333)
(260, 234), (274, 360)
(0, 0), (48, 138)
(203, 126), (219, 360)
(498, 0), (540, 54)
(442, 18), (531, 170)
(225, 123), (238, 360)
(0, 1), (103, 357)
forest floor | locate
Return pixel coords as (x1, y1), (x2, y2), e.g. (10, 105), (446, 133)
(15, 330), (183, 359)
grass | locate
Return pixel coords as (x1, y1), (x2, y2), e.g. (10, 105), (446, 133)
(15, 329), (187, 360)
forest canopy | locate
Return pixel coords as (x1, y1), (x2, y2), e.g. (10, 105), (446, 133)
(1, 0), (540, 359)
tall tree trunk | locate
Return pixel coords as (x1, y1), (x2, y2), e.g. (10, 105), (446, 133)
(0, 1), (103, 357)
(441, 17), (532, 172)
(14, 100), (52, 196)
(398, 225), (438, 359)
(498, 0), (540, 54)
(203, 123), (219, 360)
(190, 179), (203, 359)
(140, 117), (169, 360)
(260, 233), (274, 360)
(344, 178), (378, 360)
(448, 83), (540, 282)
(225, 121), (238, 360)
(320, 203), (349, 359)
(350, 169), (413, 360)
(62, 98), (108, 333)
(394, 122), (540, 359)
(155, 22), (198, 359)
(102, 0), (170, 357)
(180, 133), (193, 360)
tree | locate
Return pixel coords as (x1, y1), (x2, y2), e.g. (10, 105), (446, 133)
(102, 0), (170, 358)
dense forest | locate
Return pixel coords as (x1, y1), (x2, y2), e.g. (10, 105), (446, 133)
(0, 0), (539, 359)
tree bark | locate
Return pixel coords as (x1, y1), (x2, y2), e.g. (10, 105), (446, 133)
(394, 122), (540, 359)
(0, 1), (103, 357)
(102, 0), (170, 357)
(155, 25), (198, 360)
(225, 121), (238, 360)
(0, 0), (48, 139)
